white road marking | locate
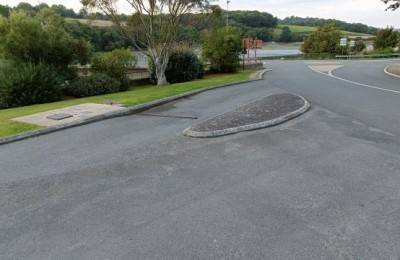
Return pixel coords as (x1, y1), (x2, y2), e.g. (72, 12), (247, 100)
(384, 65), (400, 79)
(308, 65), (400, 95)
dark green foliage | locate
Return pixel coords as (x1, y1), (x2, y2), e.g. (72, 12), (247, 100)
(150, 47), (203, 84)
(66, 73), (121, 97)
(229, 11), (278, 28)
(243, 27), (274, 42)
(50, 4), (76, 17)
(280, 16), (379, 35)
(91, 48), (136, 90)
(279, 26), (293, 42)
(0, 62), (64, 108)
(0, 9), (92, 69)
(373, 27), (399, 50)
(65, 21), (131, 52)
(382, 0), (400, 10)
(364, 48), (396, 55)
(0, 4), (11, 17)
(354, 39), (366, 52)
(201, 27), (242, 73)
(301, 24), (344, 54)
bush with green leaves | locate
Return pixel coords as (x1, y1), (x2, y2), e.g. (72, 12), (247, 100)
(201, 26), (242, 73)
(0, 62), (64, 108)
(364, 48), (396, 55)
(91, 48), (136, 90)
(150, 47), (203, 84)
(301, 24), (344, 54)
(66, 73), (122, 97)
(0, 9), (92, 69)
(373, 27), (399, 50)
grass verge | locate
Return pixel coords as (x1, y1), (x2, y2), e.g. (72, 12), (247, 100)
(0, 70), (255, 139)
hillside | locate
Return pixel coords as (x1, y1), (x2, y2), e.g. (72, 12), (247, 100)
(273, 25), (375, 41)
(279, 16), (379, 35)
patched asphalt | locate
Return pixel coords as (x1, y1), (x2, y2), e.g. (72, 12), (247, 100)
(183, 93), (309, 137)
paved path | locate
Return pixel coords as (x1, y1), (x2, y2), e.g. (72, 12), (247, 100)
(1, 60), (400, 259)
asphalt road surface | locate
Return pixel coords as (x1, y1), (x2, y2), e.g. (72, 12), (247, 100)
(1, 59), (400, 259)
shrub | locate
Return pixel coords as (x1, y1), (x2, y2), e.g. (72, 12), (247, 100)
(0, 9), (92, 69)
(364, 48), (395, 55)
(66, 73), (121, 97)
(373, 27), (399, 50)
(0, 62), (64, 109)
(201, 27), (242, 73)
(150, 47), (203, 84)
(91, 48), (136, 90)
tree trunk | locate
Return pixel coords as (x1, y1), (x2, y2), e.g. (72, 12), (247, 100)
(155, 63), (169, 86)
(150, 49), (170, 86)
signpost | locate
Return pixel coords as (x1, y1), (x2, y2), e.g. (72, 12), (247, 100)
(340, 38), (347, 56)
(242, 37), (263, 65)
(340, 38), (347, 46)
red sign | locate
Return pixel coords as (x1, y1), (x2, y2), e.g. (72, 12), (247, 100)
(242, 38), (263, 49)
(242, 37), (253, 49)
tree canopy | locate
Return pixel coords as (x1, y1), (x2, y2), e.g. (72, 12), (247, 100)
(228, 10), (278, 28)
(201, 26), (242, 73)
(0, 9), (91, 67)
(382, 0), (400, 10)
(301, 24), (343, 54)
(279, 26), (292, 42)
(81, 0), (210, 85)
(373, 27), (399, 50)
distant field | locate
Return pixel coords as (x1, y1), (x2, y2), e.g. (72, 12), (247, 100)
(262, 42), (302, 50)
(66, 18), (114, 27)
(274, 24), (374, 39)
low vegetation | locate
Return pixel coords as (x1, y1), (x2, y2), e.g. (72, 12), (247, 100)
(149, 46), (204, 84)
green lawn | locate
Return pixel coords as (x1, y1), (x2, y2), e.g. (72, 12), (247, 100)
(0, 70), (255, 138)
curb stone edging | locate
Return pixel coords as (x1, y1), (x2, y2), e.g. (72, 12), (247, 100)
(0, 69), (271, 145)
(182, 94), (310, 138)
(384, 65), (400, 79)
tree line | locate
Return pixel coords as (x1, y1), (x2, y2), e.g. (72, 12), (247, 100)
(0, 3), (280, 44)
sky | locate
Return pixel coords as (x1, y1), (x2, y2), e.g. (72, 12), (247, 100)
(1, 0), (399, 28)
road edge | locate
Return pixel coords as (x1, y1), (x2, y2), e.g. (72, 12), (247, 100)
(182, 94), (310, 138)
(0, 69), (271, 145)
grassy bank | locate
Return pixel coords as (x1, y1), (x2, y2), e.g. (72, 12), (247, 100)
(0, 70), (255, 139)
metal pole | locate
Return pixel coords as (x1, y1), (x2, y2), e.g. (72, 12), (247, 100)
(254, 37), (257, 63)
(226, 1), (230, 27)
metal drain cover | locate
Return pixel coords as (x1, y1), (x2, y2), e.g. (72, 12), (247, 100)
(46, 113), (73, 121)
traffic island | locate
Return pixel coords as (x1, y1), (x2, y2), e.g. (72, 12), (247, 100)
(183, 93), (310, 138)
(385, 64), (400, 78)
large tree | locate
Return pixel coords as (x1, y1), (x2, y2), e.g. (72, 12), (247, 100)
(0, 9), (91, 68)
(201, 26), (241, 73)
(301, 24), (343, 54)
(373, 27), (399, 50)
(81, 0), (209, 86)
(382, 0), (400, 10)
